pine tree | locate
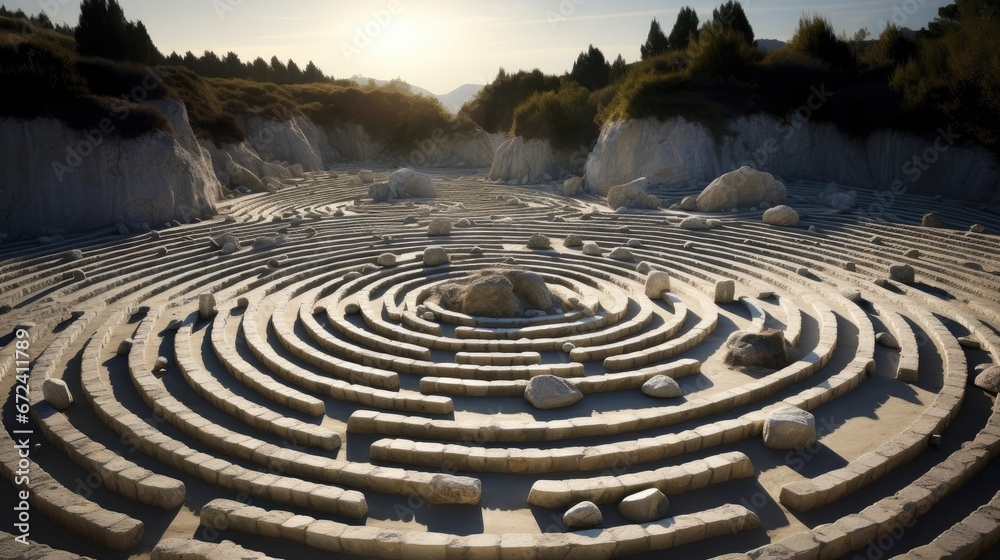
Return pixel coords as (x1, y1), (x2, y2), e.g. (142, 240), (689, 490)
(668, 7), (699, 50)
(640, 18), (670, 59)
(570, 44), (610, 91)
(609, 54), (628, 83)
(712, 1), (754, 45)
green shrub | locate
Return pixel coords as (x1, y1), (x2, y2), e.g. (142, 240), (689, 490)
(784, 14), (856, 74)
(459, 68), (561, 133)
(685, 23), (760, 84)
(511, 81), (599, 151)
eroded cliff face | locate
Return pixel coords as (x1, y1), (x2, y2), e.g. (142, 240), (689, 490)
(0, 99), (220, 238)
(488, 137), (582, 183)
(584, 115), (1000, 206)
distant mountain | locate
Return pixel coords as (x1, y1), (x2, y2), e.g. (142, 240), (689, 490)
(435, 84), (483, 113)
(756, 38), (787, 52)
(349, 75), (482, 114)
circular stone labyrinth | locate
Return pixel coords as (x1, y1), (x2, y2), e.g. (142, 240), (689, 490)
(2, 165), (1000, 560)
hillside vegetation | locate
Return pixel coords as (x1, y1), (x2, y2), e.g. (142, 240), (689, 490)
(0, 1), (470, 150)
(460, 0), (1000, 155)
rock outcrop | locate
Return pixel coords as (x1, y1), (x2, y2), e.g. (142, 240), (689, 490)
(584, 115), (1000, 206)
(489, 137), (571, 182)
(606, 177), (660, 210)
(0, 99), (219, 237)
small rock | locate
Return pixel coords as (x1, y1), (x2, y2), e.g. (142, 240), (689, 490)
(42, 378), (73, 410)
(683, 241), (696, 249)
(524, 375), (583, 409)
(165, 319), (183, 331)
(905, 249), (921, 258)
(679, 196), (699, 211)
(841, 289), (863, 304)
(970, 224), (985, 233)
(581, 242), (602, 256)
(422, 311), (435, 322)
(152, 356), (169, 373)
(844, 262), (857, 272)
(115, 223), (130, 235)
(358, 169), (374, 183)
(609, 247), (634, 261)
(641, 375), (682, 398)
(562, 342), (575, 352)
(221, 242), (238, 255)
(62, 249), (84, 262)
(618, 488), (669, 523)
(645, 271), (671, 299)
(974, 366), (1000, 394)
(958, 337), (981, 350)
(427, 218), (452, 236)
(889, 264), (915, 284)
(564, 235), (583, 248)
(376, 253), (397, 267)
(199, 292), (217, 319)
(714, 279), (736, 304)
(527, 234), (551, 250)
(679, 216), (713, 230)
(344, 303), (361, 314)
(763, 407), (816, 449)
(423, 246), (450, 267)
(921, 212), (943, 228)
(563, 501), (602, 528)
(470, 247), (483, 255)
(117, 338), (134, 356)
(876, 332), (900, 349)
(636, 261), (652, 274)
(762, 205), (799, 227)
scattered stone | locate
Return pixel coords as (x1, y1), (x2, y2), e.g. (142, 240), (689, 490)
(211, 233), (241, 251)
(609, 247), (634, 261)
(958, 337), (981, 350)
(905, 249), (921, 258)
(470, 246), (483, 256)
(344, 271), (363, 281)
(115, 222), (130, 235)
(970, 224), (985, 233)
(636, 261), (652, 274)
(344, 303), (361, 315)
(64, 269), (86, 282)
(869, 236), (882, 245)
(427, 218), (452, 236)
(221, 242), (238, 255)
(115, 338), (134, 356)
(157, 247), (169, 257)
(930, 434), (942, 448)
(165, 319), (183, 331)
(974, 366), (1000, 394)
(582, 242), (602, 256)
(606, 177), (659, 210)
(641, 375), (682, 398)
(455, 218), (473, 228)
(679, 196), (699, 211)
(524, 375), (583, 409)
(714, 279), (736, 304)
(874, 278), (890, 288)
(153, 356), (169, 373)
(757, 291), (774, 299)
(358, 169), (374, 183)
(889, 263), (915, 284)
(564, 235), (583, 248)
(42, 378), (73, 410)
(422, 311), (436, 322)
(875, 332), (900, 349)
(618, 488), (669, 523)
(808, 225), (817, 233)
(723, 329), (791, 369)
(376, 253), (397, 267)
(797, 267), (812, 277)
(198, 292), (217, 319)
(387, 168), (437, 198)
(563, 501), (602, 528)
(679, 216), (713, 230)
(684, 241), (696, 249)
(696, 167), (786, 212)
(563, 176), (583, 196)
(562, 342), (575, 353)
(921, 212), (943, 228)
(844, 262), (857, 272)
(626, 239), (643, 248)
(527, 234), (551, 250)
(62, 249), (84, 262)
(762, 205), (799, 227)
(645, 271), (671, 299)
(368, 182), (392, 202)
(424, 245), (451, 266)
(763, 407), (817, 449)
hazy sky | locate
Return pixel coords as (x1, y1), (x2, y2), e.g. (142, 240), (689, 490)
(12, 0), (950, 94)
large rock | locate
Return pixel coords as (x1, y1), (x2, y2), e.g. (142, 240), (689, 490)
(489, 137), (562, 182)
(461, 275), (521, 317)
(763, 407), (817, 449)
(42, 378), (73, 410)
(618, 488), (669, 523)
(427, 218), (452, 236)
(975, 366), (1000, 394)
(368, 182), (392, 202)
(0, 99), (219, 237)
(387, 168), (437, 198)
(524, 375), (583, 409)
(563, 501), (602, 528)
(697, 167), (786, 212)
(582, 115), (1000, 205)
(606, 178), (659, 210)
(563, 176), (583, 196)
(644, 271), (671, 299)
(243, 116), (329, 171)
(818, 184), (858, 210)
(641, 375), (682, 398)
(762, 205), (799, 227)
(723, 329), (791, 369)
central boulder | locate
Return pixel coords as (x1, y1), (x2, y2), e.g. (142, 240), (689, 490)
(428, 268), (565, 319)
